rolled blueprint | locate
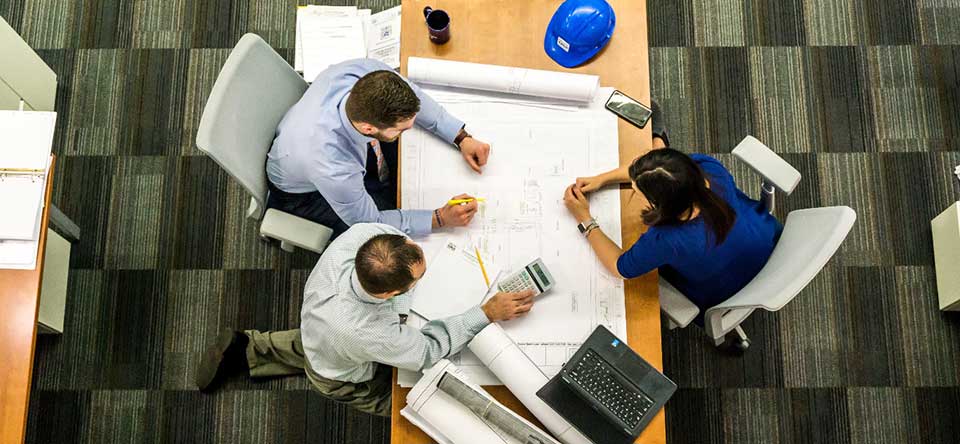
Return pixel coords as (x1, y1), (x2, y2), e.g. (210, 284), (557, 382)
(407, 57), (600, 103)
(407, 359), (561, 444)
(437, 373), (556, 444)
(468, 324), (592, 444)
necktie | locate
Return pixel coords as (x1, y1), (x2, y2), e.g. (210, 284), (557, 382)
(370, 141), (390, 183)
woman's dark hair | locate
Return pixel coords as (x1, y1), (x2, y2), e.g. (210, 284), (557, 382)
(355, 234), (424, 294)
(628, 148), (736, 245)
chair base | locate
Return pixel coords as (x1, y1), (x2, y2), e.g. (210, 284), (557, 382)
(715, 326), (750, 354)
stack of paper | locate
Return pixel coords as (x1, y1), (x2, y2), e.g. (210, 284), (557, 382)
(295, 5), (402, 81)
(0, 110), (56, 270)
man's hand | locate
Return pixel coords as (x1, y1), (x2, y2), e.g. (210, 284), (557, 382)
(459, 137), (490, 174)
(563, 184), (593, 224)
(482, 290), (536, 322)
(435, 193), (479, 228)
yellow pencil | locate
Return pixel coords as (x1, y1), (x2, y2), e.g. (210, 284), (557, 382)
(448, 198), (486, 205)
(474, 247), (490, 288)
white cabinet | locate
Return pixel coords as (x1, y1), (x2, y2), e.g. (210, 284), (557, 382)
(932, 201), (960, 311)
(38, 229), (70, 334)
(0, 16), (56, 111)
(1, 15), (74, 333)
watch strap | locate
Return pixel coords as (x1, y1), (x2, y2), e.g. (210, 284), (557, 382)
(577, 219), (598, 234)
(454, 128), (471, 149)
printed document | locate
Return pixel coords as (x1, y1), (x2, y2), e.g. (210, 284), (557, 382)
(296, 5), (403, 80)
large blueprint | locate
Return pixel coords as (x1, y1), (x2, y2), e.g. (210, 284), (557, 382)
(400, 59), (626, 386)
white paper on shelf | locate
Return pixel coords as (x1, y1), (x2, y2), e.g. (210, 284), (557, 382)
(410, 239), (501, 321)
(0, 173), (46, 240)
(0, 204), (43, 270)
(400, 76), (626, 386)
(0, 110), (56, 170)
(407, 57), (600, 103)
(1, 110), (54, 241)
(468, 324), (592, 444)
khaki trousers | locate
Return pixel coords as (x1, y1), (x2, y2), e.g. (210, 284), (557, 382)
(244, 329), (393, 417)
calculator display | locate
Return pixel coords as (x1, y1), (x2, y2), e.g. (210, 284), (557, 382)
(530, 263), (550, 285)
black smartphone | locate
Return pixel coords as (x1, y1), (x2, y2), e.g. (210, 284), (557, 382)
(605, 90), (652, 129)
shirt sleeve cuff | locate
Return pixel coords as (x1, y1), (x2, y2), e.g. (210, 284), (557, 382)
(463, 305), (491, 335)
(408, 209), (434, 237)
(437, 116), (465, 145)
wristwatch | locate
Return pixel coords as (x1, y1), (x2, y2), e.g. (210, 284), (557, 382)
(454, 128), (471, 150)
(577, 219), (599, 235)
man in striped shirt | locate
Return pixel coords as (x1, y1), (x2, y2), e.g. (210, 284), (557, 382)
(195, 223), (535, 416)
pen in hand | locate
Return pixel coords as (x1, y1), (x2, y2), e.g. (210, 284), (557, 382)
(448, 197), (486, 205)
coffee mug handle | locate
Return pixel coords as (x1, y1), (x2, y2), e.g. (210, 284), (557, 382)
(423, 6), (433, 19)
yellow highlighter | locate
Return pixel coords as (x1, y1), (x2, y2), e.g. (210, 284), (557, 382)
(448, 198), (486, 205)
(474, 247), (491, 288)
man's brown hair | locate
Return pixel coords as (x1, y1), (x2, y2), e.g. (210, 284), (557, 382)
(345, 71), (421, 129)
(355, 234), (424, 295)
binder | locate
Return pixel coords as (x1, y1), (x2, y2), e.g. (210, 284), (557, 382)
(0, 109), (55, 267)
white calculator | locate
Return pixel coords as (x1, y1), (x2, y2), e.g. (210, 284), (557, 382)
(497, 258), (556, 296)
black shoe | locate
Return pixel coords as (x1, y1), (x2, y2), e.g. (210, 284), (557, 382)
(650, 100), (670, 147)
(196, 329), (249, 392)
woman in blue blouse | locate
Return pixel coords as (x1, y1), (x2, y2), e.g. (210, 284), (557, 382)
(563, 129), (782, 348)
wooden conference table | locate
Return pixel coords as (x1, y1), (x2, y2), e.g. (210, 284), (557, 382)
(392, 1), (663, 443)
(0, 156), (55, 444)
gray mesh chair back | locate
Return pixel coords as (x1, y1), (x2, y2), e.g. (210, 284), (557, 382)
(196, 33), (308, 219)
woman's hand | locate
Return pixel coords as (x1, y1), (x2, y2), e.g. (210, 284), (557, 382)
(563, 184), (593, 224)
(575, 174), (607, 193)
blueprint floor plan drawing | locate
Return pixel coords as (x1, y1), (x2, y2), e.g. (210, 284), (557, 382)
(399, 59), (627, 386)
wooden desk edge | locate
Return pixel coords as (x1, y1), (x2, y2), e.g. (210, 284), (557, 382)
(0, 155), (55, 444)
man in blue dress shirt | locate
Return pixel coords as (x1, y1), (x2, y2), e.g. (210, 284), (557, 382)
(266, 58), (491, 238)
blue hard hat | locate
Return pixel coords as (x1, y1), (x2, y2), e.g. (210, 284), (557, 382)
(544, 0), (616, 68)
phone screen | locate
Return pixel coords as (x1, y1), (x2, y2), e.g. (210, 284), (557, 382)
(605, 90), (652, 128)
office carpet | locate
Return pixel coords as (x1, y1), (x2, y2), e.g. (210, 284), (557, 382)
(2, 0), (958, 443)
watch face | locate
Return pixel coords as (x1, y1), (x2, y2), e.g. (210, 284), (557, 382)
(578, 223), (587, 233)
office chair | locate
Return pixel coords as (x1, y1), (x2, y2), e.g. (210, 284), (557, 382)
(196, 33), (332, 254)
(657, 136), (857, 351)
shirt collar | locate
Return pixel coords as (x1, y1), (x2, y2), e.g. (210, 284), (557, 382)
(350, 270), (388, 304)
(339, 92), (374, 148)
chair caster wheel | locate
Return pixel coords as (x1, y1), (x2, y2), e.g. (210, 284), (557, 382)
(718, 336), (750, 355)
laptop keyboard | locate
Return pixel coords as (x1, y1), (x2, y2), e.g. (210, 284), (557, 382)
(562, 349), (655, 430)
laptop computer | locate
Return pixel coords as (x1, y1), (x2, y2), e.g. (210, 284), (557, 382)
(536, 326), (676, 444)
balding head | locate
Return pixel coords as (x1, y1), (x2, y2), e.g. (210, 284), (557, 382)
(355, 234), (425, 296)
